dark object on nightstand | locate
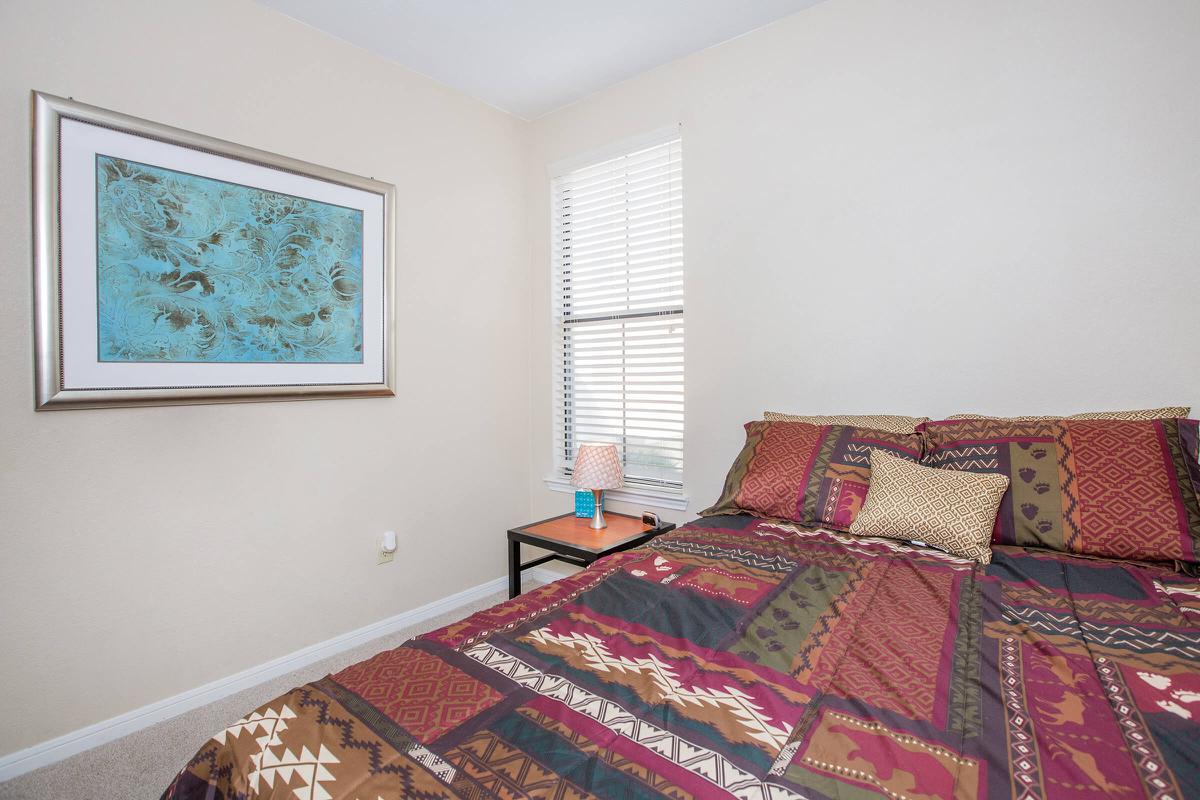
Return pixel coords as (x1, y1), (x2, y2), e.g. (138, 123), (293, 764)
(507, 511), (676, 598)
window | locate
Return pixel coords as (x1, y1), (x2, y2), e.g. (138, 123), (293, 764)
(551, 132), (684, 498)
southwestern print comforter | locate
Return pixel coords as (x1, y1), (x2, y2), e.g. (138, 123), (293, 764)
(163, 515), (1200, 800)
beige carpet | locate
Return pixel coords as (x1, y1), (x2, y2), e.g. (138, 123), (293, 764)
(0, 585), (524, 800)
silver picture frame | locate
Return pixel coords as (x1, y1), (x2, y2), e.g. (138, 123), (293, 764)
(31, 91), (396, 410)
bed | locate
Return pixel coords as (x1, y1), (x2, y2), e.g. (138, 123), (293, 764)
(162, 512), (1200, 799)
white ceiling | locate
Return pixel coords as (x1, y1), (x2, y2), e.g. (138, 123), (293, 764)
(257, 0), (825, 119)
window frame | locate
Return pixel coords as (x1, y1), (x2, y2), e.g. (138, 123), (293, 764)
(545, 127), (687, 510)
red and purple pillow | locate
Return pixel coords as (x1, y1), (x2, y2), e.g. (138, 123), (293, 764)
(919, 417), (1200, 564)
(701, 420), (924, 530)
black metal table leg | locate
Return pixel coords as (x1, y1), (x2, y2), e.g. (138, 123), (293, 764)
(508, 538), (521, 598)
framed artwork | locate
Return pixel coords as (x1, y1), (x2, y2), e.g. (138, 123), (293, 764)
(31, 91), (395, 409)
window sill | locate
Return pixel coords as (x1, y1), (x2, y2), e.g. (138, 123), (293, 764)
(543, 477), (690, 512)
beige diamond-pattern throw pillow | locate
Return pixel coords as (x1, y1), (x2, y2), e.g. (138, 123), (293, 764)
(763, 412), (930, 434)
(944, 406), (1189, 422)
(849, 449), (1009, 564)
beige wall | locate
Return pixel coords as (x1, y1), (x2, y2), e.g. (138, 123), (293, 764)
(526, 0), (1200, 525)
(0, 0), (530, 755)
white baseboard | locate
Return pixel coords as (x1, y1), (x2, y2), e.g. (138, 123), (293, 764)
(0, 567), (560, 783)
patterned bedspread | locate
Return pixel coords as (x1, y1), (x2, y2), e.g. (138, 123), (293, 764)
(163, 515), (1200, 799)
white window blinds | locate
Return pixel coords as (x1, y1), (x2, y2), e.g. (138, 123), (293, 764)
(552, 134), (684, 492)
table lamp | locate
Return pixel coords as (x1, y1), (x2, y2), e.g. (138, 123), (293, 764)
(571, 443), (623, 529)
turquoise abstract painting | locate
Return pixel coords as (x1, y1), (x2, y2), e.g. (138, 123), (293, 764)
(95, 155), (364, 363)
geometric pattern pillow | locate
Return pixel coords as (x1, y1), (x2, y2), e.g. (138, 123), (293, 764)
(849, 449), (1009, 563)
(763, 411), (930, 434)
(920, 417), (1200, 563)
(701, 420), (924, 530)
(944, 406), (1190, 422)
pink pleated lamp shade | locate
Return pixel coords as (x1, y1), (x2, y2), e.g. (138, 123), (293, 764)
(570, 443), (624, 490)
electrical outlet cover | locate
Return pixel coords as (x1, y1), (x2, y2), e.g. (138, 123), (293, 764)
(377, 549), (394, 565)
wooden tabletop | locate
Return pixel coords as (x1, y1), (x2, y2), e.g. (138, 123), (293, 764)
(510, 512), (661, 554)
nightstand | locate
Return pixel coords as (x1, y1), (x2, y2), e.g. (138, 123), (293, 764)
(507, 512), (676, 598)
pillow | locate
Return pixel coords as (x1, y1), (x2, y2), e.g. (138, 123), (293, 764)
(849, 449), (1008, 563)
(763, 411), (930, 434)
(944, 406), (1190, 422)
(920, 417), (1200, 563)
(702, 421), (924, 529)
